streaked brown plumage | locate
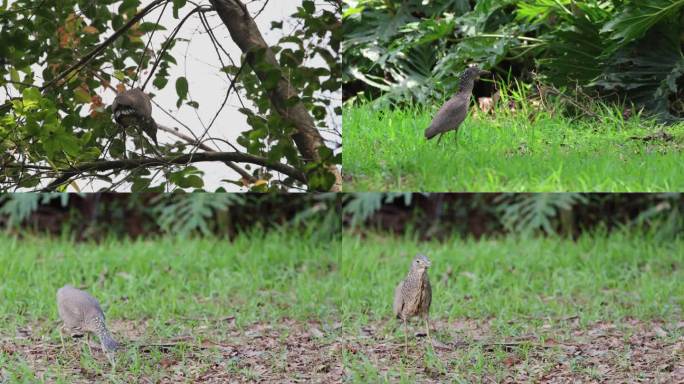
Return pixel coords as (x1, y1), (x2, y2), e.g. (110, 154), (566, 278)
(424, 67), (489, 143)
(393, 254), (432, 353)
(57, 285), (119, 354)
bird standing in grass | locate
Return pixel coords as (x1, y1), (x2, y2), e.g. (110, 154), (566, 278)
(57, 285), (119, 358)
(393, 254), (432, 353)
(112, 87), (159, 157)
(425, 67), (490, 143)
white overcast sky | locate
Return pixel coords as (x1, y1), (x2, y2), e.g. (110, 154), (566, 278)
(4, 0), (341, 191)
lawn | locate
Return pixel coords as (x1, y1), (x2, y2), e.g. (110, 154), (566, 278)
(0, 230), (342, 383)
(2, 228), (682, 382)
(340, 231), (684, 382)
(343, 104), (684, 192)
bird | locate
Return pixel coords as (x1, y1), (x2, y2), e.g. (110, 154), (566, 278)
(393, 254), (432, 353)
(56, 285), (119, 356)
(111, 87), (159, 157)
(424, 67), (490, 143)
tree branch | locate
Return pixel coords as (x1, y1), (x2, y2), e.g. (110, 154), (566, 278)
(155, 124), (256, 182)
(41, 151), (307, 192)
(208, 0), (341, 191)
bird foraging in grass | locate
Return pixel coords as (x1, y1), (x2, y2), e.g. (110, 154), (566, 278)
(425, 67), (490, 143)
(393, 254), (432, 354)
(57, 285), (119, 362)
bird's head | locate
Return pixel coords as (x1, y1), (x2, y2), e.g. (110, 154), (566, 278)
(411, 254), (431, 272)
(462, 66), (490, 81)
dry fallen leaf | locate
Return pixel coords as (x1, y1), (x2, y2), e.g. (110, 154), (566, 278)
(83, 26), (99, 34)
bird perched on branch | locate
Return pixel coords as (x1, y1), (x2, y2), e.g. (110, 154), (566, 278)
(112, 87), (158, 157)
(425, 67), (490, 143)
(57, 285), (119, 357)
(393, 254), (432, 353)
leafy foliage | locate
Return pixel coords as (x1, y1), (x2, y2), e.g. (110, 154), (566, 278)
(342, 193), (414, 227)
(495, 193), (589, 235)
(228, 0), (342, 191)
(152, 193), (244, 236)
(343, 0), (684, 119)
(0, 193), (71, 228)
(594, 20), (684, 121)
(0, 193), (343, 238)
(340, 193), (684, 240)
(0, 0), (340, 191)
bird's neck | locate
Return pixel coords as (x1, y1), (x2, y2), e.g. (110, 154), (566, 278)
(457, 79), (475, 95)
(409, 269), (427, 284)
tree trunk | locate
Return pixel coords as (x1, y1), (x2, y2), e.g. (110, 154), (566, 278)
(209, 0), (342, 191)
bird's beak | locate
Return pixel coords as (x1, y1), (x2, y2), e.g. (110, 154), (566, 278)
(478, 69), (491, 77)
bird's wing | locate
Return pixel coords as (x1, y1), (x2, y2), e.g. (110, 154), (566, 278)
(424, 277), (432, 313)
(393, 280), (404, 318)
(424, 95), (470, 139)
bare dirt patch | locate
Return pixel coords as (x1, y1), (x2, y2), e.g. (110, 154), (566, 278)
(341, 318), (684, 383)
(3, 318), (682, 382)
(1, 319), (344, 383)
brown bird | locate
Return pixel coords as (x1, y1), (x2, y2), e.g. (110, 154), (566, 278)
(424, 67), (490, 143)
(57, 285), (119, 356)
(393, 254), (432, 353)
(112, 87), (158, 156)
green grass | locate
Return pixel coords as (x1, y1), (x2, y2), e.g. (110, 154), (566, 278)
(3, 227), (683, 382)
(0, 230), (340, 382)
(340, 231), (684, 382)
(343, 103), (684, 191)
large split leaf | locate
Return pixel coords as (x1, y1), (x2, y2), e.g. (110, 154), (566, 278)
(594, 21), (684, 120)
(600, 0), (684, 52)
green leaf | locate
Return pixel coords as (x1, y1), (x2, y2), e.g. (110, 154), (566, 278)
(10, 67), (20, 84)
(138, 22), (166, 33)
(119, 0), (140, 14)
(153, 73), (168, 89)
(302, 0), (315, 14)
(131, 177), (152, 192)
(172, 0), (187, 18)
(74, 88), (91, 103)
(600, 0), (684, 51)
(175, 76), (188, 100)
(21, 87), (41, 110)
(262, 68), (281, 90)
(175, 76), (188, 108)
(113, 70), (126, 81)
(183, 175), (204, 188)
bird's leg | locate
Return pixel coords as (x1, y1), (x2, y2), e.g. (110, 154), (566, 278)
(122, 130), (127, 160)
(85, 333), (94, 356)
(403, 318), (408, 355)
(424, 315), (433, 347)
(138, 130), (146, 158)
(105, 350), (116, 367)
(59, 326), (66, 353)
(437, 133), (443, 145)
